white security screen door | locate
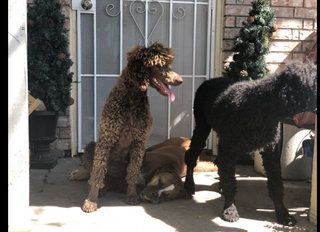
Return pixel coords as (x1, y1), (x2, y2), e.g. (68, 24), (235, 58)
(73, 0), (216, 152)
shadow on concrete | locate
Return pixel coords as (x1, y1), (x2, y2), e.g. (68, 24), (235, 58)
(30, 158), (314, 232)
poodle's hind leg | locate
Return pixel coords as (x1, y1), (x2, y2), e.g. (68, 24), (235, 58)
(217, 141), (239, 222)
(261, 142), (297, 226)
(184, 123), (211, 196)
(125, 140), (146, 205)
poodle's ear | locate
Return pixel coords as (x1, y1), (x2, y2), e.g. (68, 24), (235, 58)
(143, 42), (175, 67)
(281, 61), (317, 89)
(126, 45), (146, 64)
(277, 61), (317, 107)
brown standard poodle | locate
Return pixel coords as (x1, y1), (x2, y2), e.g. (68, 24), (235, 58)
(82, 42), (183, 212)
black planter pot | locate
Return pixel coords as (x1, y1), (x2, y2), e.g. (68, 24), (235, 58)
(29, 111), (59, 169)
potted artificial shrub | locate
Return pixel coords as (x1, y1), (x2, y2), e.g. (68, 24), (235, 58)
(27, 0), (73, 169)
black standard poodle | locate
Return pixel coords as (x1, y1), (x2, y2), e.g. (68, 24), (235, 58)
(184, 61), (317, 226)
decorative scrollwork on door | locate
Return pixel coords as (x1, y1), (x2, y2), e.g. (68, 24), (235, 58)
(129, 1), (164, 46)
(105, 1), (164, 46)
(173, 7), (185, 20)
(105, 3), (120, 17)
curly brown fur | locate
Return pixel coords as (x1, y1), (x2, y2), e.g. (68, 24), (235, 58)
(81, 42), (182, 212)
(184, 61), (317, 225)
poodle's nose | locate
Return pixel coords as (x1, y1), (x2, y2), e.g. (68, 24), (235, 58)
(175, 77), (183, 85)
(169, 71), (183, 85)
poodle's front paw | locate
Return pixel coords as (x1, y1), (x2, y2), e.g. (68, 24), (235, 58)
(82, 199), (98, 213)
(277, 213), (297, 226)
(221, 203), (239, 222)
(126, 194), (140, 205)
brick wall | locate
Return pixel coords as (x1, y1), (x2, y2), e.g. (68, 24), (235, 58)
(223, 0), (317, 73)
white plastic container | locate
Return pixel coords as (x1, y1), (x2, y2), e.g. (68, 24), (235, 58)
(280, 123), (314, 180)
(254, 123), (314, 180)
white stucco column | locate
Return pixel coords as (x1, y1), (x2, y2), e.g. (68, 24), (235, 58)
(309, 117), (317, 225)
(8, 0), (30, 231)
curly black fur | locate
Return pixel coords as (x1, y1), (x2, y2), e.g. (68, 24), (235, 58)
(184, 61), (317, 226)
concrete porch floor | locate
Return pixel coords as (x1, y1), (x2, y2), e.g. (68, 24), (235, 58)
(30, 157), (317, 232)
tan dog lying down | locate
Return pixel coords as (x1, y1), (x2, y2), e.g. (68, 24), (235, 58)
(139, 137), (190, 203)
(71, 137), (216, 203)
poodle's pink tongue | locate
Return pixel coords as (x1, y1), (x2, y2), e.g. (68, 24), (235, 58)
(166, 86), (175, 102)
(152, 78), (176, 102)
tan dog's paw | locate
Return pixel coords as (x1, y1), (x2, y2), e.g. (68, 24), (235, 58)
(82, 199), (98, 213)
(70, 169), (80, 180)
(70, 169), (90, 181)
(126, 195), (140, 205)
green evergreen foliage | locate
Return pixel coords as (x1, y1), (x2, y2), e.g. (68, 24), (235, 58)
(224, 0), (276, 81)
(27, 0), (73, 113)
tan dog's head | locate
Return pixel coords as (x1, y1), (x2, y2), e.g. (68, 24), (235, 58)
(126, 42), (183, 102)
(140, 166), (186, 204)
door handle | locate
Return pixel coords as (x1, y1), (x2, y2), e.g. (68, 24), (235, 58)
(81, 0), (93, 10)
